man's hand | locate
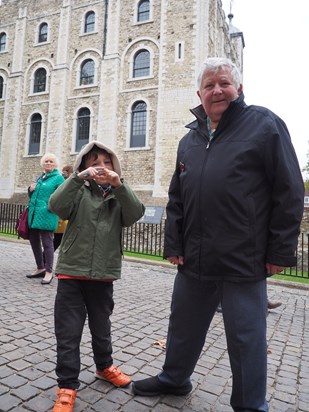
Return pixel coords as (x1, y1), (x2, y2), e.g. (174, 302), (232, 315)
(167, 256), (184, 266)
(266, 263), (285, 275)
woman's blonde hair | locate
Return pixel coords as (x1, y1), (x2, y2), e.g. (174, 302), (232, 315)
(40, 153), (59, 168)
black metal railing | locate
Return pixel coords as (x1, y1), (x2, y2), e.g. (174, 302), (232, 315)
(0, 202), (25, 236)
(122, 220), (165, 257)
(1, 202), (308, 279)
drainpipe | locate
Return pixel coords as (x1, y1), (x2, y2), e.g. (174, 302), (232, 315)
(103, 0), (109, 57)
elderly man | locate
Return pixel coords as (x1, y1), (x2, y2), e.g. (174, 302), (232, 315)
(132, 57), (304, 412)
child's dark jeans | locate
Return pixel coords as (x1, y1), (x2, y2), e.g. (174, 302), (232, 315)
(54, 279), (114, 389)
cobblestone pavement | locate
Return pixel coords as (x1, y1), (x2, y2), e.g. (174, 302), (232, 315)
(0, 238), (308, 412)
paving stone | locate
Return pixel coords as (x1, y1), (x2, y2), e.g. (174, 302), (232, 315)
(30, 376), (55, 390)
(122, 399), (157, 411)
(0, 393), (21, 411)
(81, 355), (94, 368)
(0, 384), (9, 396)
(11, 383), (41, 401)
(1, 374), (28, 389)
(92, 397), (121, 411)
(8, 359), (32, 371)
(0, 336), (14, 344)
(0, 366), (14, 379)
(79, 369), (96, 386)
(18, 367), (44, 381)
(270, 399), (298, 412)
(72, 398), (93, 412)
(0, 343), (18, 355)
(88, 378), (111, 394)
(35, 360), (55, 373)
(78, 387), (102, 404)
(104, 388), (131, 405)
(23, 394), (55, 412)
(152, 404), (180, 412)
(0, 357), (9, 367)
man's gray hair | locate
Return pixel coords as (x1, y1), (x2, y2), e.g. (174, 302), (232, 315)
(197, 57), (242, 91)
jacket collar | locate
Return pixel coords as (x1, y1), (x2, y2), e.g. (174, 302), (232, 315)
(187, 92), (246, 131)
(41, 169), (60, 179)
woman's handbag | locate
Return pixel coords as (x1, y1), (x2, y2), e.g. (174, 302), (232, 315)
(55, 219), (68, 234)
(16, 207), (29, 239)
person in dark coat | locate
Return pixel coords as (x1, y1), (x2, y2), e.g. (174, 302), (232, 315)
(132, 57), (304, 412)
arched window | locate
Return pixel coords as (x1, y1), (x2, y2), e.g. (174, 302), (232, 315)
(38, 23), (48, 43)
(29, 113), (42, 155)
(76, 108), (90, 151)
(0, 76), (3, 99)
(0, 33), (6, 52)
(133, 50), (150, 78)
(130, 101), (147, 148)
(80, 59), (95, 85)
(137, 0), (150, 22)
(33, 68), (47, 93)
(84, 11), (95, 33)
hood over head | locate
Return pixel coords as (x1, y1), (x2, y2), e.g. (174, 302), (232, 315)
(73, 140), (122, 177)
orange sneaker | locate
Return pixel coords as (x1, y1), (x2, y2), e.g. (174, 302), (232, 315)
(53, 389), (77, 412)
(95, 365), (132, 387)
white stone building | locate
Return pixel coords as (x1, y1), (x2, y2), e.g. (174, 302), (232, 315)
(0, 0), (244, 205)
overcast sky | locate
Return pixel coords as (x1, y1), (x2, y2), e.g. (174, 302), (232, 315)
(221, 0), (309, 170)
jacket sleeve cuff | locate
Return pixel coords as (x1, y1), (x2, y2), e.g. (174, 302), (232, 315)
(266, 251), (297, 267)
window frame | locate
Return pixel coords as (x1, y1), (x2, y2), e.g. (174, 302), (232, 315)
(137, 0), (150, 22)
(175, 41), (185, 62)
(33, 67), (47, 93)
(28, 113), (42, 155)
(75, 107), (91, 152)
(0, 32), (7, 52)
(84, 11), (96, 33)
(129, 100), (147, 148)
(0, 76), (4, 99)
(79, 59), (95, 86)
(38, 22), (48, 43)
(133, 49), (151, 78)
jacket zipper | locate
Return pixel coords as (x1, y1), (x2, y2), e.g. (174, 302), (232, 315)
(198, 137), (211, 279)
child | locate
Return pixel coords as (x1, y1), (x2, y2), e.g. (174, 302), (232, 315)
(49, 141), (145, 412)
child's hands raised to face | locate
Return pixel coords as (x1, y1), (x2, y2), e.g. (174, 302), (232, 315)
(78, 167), (122, 188)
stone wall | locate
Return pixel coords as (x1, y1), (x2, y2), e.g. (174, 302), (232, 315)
(0, 0), (243, 206)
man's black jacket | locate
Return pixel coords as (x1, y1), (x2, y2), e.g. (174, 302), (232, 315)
(164, 93), (304, 282)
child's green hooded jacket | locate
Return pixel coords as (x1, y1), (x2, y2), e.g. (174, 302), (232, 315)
(49, 141), (145, 280)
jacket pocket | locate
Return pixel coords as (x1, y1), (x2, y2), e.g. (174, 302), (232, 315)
(61, 229), (79, 253)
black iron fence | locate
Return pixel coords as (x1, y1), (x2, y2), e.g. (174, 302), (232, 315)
(0, 202), (25, 236)
(1, 202), (308, 279)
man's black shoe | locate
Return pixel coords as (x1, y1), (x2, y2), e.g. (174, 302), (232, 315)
(132, 376), (192, 396)
(267, 301), (282, 310)
(216, 303), (222, 313)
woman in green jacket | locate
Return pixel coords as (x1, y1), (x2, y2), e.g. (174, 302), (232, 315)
(49, 141), (145, 412)
(27, 153), (64, 284)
